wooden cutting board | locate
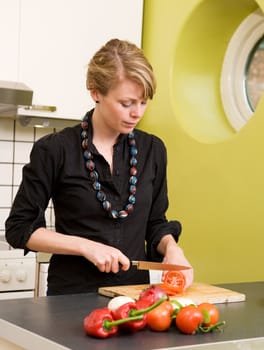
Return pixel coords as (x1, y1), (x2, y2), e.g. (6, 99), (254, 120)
(98, 282), (246, 304)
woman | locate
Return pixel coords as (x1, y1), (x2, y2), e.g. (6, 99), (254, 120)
(5, 39), (193, 295)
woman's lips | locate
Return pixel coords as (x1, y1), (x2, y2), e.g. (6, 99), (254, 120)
(123, 122), (137, 128)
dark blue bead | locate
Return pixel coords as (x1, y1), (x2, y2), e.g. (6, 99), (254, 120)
(82, 114), (89, 122)
(93, 182), (101, 190)
(129, 176), (137, 185)
(83, 150), (92, 160)
(130, 185), (136, 194)
(130, 147), (138, 156)
(128, 195), (136, 204)
(110, 210), (119, 219)
(103, 201), (111, 211)
(97, 190), (106, 201)
(130, 157), (137, 166)
(81, 130), (88, 139)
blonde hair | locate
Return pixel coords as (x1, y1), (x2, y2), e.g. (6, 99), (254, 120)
(86, 39), (156, 99)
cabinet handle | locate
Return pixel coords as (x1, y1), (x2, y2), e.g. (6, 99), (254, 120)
(24, 104), (57, 112)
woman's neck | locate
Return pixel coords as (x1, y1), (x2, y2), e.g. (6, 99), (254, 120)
(92, 110), (119, 145)
(91, 111), (119, 171)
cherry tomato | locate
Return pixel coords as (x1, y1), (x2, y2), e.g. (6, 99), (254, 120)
(147, 301), (173, 331)
(197, 302), (219, 327)
(175, 305), (203, 334)
(160, 271), (186, 295)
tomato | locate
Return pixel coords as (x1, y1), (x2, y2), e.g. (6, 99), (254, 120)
(175, 305), (203, 334)
(197, 302), (219, 327)
(160, 271), (186, 295)
(147, 301), (173, 331)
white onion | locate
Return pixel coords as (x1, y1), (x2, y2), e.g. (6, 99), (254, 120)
(170, 297), (195, 310)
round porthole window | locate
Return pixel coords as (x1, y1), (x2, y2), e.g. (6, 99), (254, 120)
(245, 36), (264, 111)
(221, 9), (264, 131)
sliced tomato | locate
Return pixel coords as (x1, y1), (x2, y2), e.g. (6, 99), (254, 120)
(160, 271), (186, 295)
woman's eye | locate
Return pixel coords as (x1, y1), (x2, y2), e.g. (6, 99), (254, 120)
(121, 102), (132, 107)
(121, 101), (147, 107)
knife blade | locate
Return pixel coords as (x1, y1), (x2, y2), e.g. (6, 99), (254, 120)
(131, 260), (191, 271)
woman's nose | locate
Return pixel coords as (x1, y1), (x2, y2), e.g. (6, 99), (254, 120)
(130, 104), (146, 118)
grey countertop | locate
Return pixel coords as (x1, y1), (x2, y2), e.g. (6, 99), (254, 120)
(0, 282), (263, 350)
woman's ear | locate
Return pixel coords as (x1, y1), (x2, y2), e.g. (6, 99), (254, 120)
(90, 89), (100, 104)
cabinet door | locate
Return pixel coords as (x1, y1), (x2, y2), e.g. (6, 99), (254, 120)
(18, 0), (143, 120)
(0, 0), (20, 81)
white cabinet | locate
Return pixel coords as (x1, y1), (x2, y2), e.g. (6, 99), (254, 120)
(0, 0), (20, 81)
(38, 263), (49, 297)
(1, 0), (143, 120)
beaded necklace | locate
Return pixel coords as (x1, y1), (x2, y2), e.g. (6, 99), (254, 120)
(81, 114), (138, 219)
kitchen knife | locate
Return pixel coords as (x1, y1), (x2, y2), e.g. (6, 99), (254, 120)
(131, 260), (191, 271)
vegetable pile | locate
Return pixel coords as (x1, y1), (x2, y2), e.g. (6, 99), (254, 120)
(83, 285), (225, 339)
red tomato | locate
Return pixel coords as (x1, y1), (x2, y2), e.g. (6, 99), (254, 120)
(161, 271), (186, 295)
(147, 301), (173, 331)
(197, 302), (219, 327)
(175, 305), (203, 334)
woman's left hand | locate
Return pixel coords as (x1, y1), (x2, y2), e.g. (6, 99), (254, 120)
(157, 235), (194, 289)
(161, 254), (193, 290)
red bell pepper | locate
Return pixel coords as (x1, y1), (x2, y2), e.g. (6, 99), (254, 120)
(83, 306), (148, 338)
(113, 302), (147, 331)
(83, 307), (119, 338)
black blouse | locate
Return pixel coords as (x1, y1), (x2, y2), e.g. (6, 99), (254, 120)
(5, 109), (181, 294)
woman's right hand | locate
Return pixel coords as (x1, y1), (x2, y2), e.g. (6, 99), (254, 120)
(81, 240), (130, 273)
(26, 228), (130, 274)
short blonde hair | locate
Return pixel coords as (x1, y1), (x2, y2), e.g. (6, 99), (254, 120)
(86, 39), (156, 99)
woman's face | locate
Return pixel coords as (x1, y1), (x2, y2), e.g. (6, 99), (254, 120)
(92, 78), (148, 135)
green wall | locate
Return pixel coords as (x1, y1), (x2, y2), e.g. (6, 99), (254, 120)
(141, 0), (264, 284)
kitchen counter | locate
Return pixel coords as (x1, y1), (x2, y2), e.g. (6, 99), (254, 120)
(0, 282), (263, 350)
